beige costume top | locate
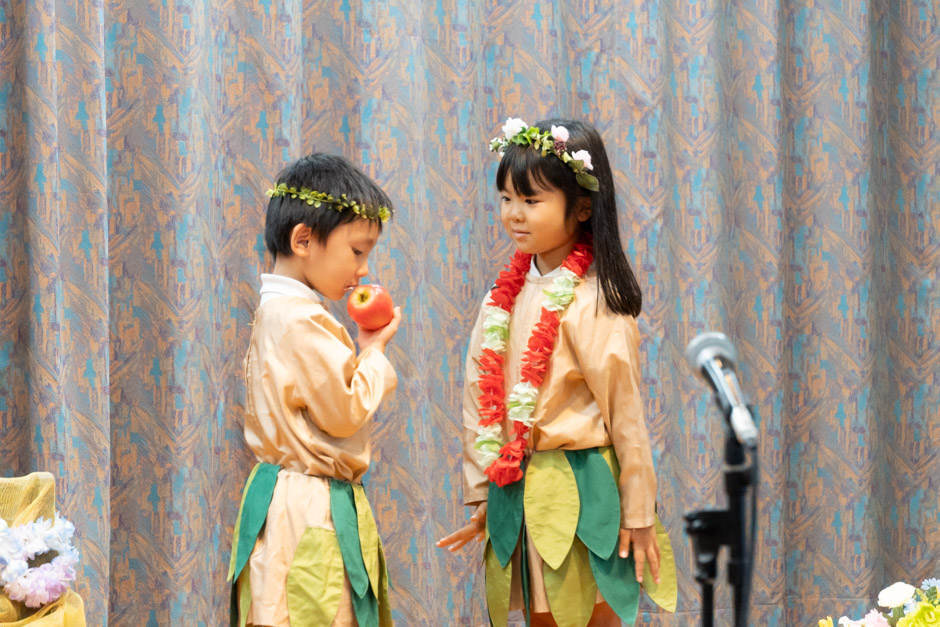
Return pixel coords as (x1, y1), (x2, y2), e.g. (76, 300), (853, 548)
(462, 261), (656, 529)
(244, 274), (397, 481)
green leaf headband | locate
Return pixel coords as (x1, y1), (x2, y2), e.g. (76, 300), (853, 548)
(265, 183), (392, 223)
(488, 118), (600, 192)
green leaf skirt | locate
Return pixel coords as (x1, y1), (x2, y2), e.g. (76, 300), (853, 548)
(484, 447), (677, 627)
(227, 464), (392, 627)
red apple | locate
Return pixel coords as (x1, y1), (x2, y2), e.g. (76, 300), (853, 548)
(347, 284), (394, 330)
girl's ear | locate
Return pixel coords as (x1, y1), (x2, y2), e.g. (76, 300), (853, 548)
(576, 197), (592, 223)
(289, 223), (313, 257)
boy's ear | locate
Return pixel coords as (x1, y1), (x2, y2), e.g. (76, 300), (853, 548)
(289, 224), (313, 257)
(576, 197), (592, 222)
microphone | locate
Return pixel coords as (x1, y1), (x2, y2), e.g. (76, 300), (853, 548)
(685, 332), (758, 449)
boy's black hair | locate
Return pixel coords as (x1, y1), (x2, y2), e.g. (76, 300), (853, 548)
(264, 153), (393, 257)
(496, 118), (643, 317)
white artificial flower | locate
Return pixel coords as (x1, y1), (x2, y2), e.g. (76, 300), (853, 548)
(482, 306), (511, 351)
(877, 581), (916, 608)
(571, 149), (593, 170)
(502, 117), (526, 140)
(477, 448), (499, 466)
(15, 523), (47, 560)
(507, 382), (538, 427)
(0, 558), (28, 586)
(837, 617), (863, 627)
(476, 424), (502, 441)
(542, 270), (579, 312)
(483, 306), (510, 329)
(550, 125), (569, 142)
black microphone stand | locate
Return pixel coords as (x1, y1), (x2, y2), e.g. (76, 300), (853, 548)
(684, 403), (757, 627)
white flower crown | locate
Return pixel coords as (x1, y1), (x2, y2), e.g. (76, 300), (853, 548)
(488, 118), (599, 192)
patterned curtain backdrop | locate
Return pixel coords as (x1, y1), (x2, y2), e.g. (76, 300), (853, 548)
(0, 0), (937, 625)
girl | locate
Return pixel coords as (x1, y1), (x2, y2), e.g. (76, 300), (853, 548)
(438, 119), (675, 626)
(228, 153), (402, 627)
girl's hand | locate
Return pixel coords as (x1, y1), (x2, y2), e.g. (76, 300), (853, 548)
(618, 525), (661, 584)
(357, 306), (402, 353)
(436, 502), (487, 552)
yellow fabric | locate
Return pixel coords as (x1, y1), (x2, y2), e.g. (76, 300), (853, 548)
(542, 539), (596, 627)
(0, 474), (85, 626)
(0, 473), (55, 526)
(462, 270), (657, 528)
(642, 514), (678, 613)
(484, 542), (512, 627)
(244, 295), (398, 482)
(0, 591), (84, 626)
(352, 485), (381, 596)
(285, 528), (345, 626)
(523, 450), (579, 570)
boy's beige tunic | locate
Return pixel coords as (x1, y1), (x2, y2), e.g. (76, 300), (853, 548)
(241, 277), (396, 626)
(462, 265), (657, 611)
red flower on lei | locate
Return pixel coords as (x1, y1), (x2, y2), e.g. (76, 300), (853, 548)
(478, 239), (593, 486)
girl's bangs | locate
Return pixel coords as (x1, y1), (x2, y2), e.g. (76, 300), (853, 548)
(495, 144), (557, 196)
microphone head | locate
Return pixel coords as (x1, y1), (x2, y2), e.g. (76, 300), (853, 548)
(685, 332), (738, 372)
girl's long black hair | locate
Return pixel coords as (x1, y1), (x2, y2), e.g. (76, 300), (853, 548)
(495, 118), (643, 317)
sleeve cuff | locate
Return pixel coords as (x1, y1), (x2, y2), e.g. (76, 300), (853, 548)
(359, 345), (398, 393)
(463, 485), (488, 506)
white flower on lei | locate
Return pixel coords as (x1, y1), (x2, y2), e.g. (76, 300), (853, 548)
(543, 269), (579, 312)
(506, 382), (539, 428)
(482, 306), (511, 352)
(474, 424), (503, 466)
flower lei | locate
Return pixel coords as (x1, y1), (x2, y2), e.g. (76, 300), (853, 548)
(266, 183), (392, 223)
(473, 240), (593, 487)
(488, 118), (600, 192)
(0, 514), (79, 608)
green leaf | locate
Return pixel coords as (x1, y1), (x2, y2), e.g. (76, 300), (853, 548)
(565, 449), (620, 560)
(484, 541), (512, 627)
(575, 173), (599, 192)
(588, 549), (639, 625)
(329, 480), (371, 598)
(351, 586), (379, 627)
(543, 538), (597, 627)
(352, 484), (381, 597)
(520, 527), (531, 626)
(524, 450), (579, 570)
(285, 527), (346, 626)
(237, 573), (251, 627)
(487, 478), (525, 568)
(599, 446), (621, 477)
(228, 463), (279, 583)
(642, 514), (678, 613)
(378, 538), (393, 627)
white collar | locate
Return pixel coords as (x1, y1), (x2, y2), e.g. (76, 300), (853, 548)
(528, 256), (565, 278)
(259, 273), (321, 305)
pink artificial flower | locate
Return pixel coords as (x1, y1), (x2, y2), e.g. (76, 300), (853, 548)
(863, 610), (890, 627)
(571, 149), (593, 170)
